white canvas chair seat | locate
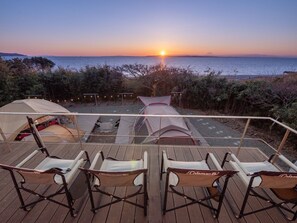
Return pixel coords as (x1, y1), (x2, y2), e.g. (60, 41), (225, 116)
(35, 157), (84, 185)
(161, 151), (236, 218)
(229, 160), (280, 187)
(222, 152), (297, 221)
(80, 151), (148, 215)
(94, 159), (144, 186)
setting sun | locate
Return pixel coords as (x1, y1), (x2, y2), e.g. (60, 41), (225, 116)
(160, 50), (166, 56)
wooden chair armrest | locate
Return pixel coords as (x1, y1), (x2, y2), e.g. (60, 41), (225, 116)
(143, 151), (148, 170)
(230, 153), (252, 175)
(208, 153), (223, 171)
(90, 152), (102, 170)
(67, 150), (85, 171)
(278, 155), (297, 172)
(16, 150), (39, 168)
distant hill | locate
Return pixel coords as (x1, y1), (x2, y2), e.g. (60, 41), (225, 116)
(0, 52), (26, 57)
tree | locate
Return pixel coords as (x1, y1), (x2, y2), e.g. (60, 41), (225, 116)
(23, 57), (55, 71)
(120, 64), (195, 97)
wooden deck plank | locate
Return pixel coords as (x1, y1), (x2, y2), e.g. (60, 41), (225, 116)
(43, 144), (86, 223)
(133, 145), (148, 223)
(182, 147), (206, 223)
(245, 148), (291, 223)
(235, 149), (279, 223)
(171, 147), (191, 223)
(73, 144), (112, 223)
(65, 143), (101, 223)
(190, 147), (218, 223)
(90, 144), (121, 223)
(242, 149), (277, 223)
(0, 143), (294, 223)
(147, 145), (162, 223)
(213, 148), (248, 223)
(216, 148), (262, 223)
(161, 146), (177, 223)
(119, 145), (137, 223)
(104, 145), (128, 223)
(0, 142), (37, 196)
(3, 144), (67, 222)
(56, 144), (101, 223)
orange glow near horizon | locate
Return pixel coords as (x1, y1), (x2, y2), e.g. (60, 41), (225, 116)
(160, 50), (166, 56)
(5, 43), (297, 57)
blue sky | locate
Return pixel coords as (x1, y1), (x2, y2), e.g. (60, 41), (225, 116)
(0, 0), (297, 56)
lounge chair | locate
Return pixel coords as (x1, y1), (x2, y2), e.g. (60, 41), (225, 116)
(0, 117), (90, 217)
(222, 152), (297, 221)
(160, 151), (237, 218)
(80, 151), (148, 215)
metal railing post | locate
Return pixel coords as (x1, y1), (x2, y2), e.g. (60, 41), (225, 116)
(132, 114), (135, 144)
(158, 116), (162, 145)
(236, 118), (251, 156)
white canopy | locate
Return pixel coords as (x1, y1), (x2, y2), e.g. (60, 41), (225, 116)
(0, 99), (70, 141)
(136, 96), (195, 144)
(138, 96), (171, 106)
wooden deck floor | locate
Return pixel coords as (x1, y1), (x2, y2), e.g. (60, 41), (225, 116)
(0, 142), (292, 223)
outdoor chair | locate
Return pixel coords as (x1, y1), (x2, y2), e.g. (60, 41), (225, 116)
(80, 151), (148, 215)
(160, 151), (237, 218)
(222, 152), (297, 221)
(0, 117), (90, 217)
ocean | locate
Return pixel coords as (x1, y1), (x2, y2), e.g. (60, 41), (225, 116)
(3, 56), (297, 76)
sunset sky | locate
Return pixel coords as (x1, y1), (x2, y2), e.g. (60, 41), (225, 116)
(1, 0), (297, 57)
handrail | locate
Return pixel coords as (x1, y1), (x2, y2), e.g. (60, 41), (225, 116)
(1, 111), (296, 134)
(0, 111), (296, 161)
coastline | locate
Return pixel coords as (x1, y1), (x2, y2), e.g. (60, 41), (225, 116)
(224, 74), (282, 80)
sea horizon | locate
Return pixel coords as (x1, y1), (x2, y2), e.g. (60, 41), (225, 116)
(2, 55), (297, 76)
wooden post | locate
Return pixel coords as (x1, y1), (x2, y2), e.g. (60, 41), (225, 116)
(272, 129), (290, 163)
(236, 118), (251, 156)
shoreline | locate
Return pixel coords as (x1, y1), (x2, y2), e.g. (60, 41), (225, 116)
(223, 74), (283, 80)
